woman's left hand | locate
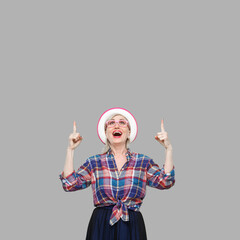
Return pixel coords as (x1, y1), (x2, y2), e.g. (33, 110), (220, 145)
(155, 119), (172, 149)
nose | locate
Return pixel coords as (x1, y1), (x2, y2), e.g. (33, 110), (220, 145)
(113, 121), (121, 128)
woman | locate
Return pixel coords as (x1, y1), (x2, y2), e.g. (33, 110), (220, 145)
(59, 107), (175, 240)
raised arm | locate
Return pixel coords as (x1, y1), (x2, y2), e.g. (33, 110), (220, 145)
(155, 119), (174, 173)
(59, 121), (92, 192)
(63, 121), (83, 177)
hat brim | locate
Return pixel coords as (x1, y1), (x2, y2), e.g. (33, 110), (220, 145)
(97, 107), (138, 144)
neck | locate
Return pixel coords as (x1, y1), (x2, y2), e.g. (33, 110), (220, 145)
(110, 143), (127, 156)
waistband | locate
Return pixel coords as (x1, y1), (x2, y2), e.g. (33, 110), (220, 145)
(97, 205), (114, 210)
(103, 205), (114, 209)
(95, 204), (136, 212)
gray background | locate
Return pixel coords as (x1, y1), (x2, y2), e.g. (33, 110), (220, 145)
(1, 0), (239, 239)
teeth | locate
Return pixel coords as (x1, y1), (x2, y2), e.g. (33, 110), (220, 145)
(113, 130), (122, 136)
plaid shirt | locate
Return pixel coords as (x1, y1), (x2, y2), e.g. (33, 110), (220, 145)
(59, 149), (175, 226)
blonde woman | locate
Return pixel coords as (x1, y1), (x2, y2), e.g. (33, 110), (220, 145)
(59, 107), (175, 240)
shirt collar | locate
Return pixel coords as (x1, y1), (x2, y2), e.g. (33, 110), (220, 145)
(107, 148), (132, 159)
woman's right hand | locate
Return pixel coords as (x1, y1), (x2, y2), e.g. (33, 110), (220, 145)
(68, 121), (83, 150)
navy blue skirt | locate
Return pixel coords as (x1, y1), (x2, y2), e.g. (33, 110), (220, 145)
(86, 205), (147, 240)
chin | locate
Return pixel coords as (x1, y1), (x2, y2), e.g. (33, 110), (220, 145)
(110, 138), (127, 145)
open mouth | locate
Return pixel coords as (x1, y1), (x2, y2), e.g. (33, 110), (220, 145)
(112, 130), (122, 138)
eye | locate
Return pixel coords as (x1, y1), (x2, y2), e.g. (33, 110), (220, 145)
(119, 120), (127, 126)
(108, 120), (115, 126)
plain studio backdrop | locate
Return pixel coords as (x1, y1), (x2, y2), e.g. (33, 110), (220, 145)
(1, 1), (239, 239)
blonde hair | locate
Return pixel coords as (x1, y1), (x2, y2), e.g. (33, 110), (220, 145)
(102, 114), (131, 154)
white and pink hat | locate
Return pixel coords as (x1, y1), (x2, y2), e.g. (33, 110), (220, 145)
(97, 107), (138, 144)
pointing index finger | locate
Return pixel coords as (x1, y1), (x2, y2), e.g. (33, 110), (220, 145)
(161, 118), (165, 132)
(73, 121), (77, 133)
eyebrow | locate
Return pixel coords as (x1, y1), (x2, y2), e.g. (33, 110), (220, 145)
(110, 118), (126, 120)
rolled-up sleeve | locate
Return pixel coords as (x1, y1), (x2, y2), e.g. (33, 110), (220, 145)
(146, 159), (175, 189)
(59, 159), (92, 192)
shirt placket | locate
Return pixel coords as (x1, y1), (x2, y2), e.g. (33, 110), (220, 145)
(112, 152), (130, 199)
(108, 152), (131, 225)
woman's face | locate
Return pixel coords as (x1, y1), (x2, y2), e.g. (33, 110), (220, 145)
(105, 115), (130, 146)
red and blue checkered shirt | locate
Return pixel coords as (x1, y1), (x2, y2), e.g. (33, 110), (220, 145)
(59, 149), (175, 226)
